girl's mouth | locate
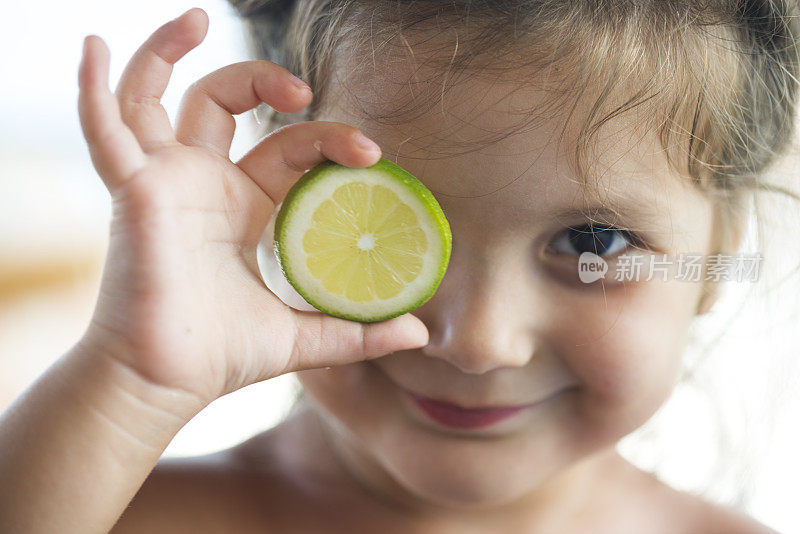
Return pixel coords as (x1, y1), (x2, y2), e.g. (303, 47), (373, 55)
(402, 391), (540, 429)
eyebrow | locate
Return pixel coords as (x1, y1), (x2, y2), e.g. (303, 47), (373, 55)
(547, 203), (662, 229)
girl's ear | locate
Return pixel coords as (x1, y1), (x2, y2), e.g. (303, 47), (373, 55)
(694, 207), (748, 316)
(695, 283), (719, 316)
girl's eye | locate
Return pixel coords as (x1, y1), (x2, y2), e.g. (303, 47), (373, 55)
(548, 223), (636, 257)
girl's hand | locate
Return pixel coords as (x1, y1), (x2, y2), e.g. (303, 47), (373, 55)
(77, 7), (429, 405)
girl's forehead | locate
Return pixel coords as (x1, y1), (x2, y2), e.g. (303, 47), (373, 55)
(317, 67), (693, 219)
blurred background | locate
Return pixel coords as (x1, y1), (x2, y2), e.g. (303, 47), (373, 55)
(1, 1), (799, 532)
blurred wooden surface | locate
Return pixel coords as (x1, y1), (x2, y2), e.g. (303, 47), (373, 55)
(0, 250), (102, 301)
(0, 248), (103, 411)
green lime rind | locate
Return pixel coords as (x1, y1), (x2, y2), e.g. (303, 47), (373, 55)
(273, 157), (452, 323)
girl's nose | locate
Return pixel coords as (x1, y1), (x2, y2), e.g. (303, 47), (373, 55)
(417, 256), (535, 374)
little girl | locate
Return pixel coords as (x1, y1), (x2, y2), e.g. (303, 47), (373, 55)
(0, 1), (796, 532)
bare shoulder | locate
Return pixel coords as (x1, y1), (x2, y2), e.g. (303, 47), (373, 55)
(686, 496), (779, 534)
(110, 449), (266, 533)
(110, 428), (303, 533)
(111, 411), (353, 533)
(624, 463), (778, 534)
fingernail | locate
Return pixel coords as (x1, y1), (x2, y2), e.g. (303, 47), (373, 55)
(289, 75), (311, 92)
(355, 133), (380, 153)
(406, 321), (429, 348)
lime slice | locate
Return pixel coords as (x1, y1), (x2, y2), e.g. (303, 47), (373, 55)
(273, 157), (452, 323)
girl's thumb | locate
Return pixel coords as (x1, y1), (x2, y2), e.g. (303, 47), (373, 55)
(284, 312), (430, 375)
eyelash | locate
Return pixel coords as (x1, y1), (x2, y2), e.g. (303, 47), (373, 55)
(548, 223), (643, 258)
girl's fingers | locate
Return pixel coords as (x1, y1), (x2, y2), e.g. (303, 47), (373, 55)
(78, 35), (148, 190)
(114, 8), (208, 152)
(175, 61), (313, 158)
(235, 121), (383, 210)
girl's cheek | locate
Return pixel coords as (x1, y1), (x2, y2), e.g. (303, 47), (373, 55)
(553, 278), (696, 406)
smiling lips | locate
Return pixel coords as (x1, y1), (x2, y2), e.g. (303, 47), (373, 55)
(404, 391), (542, 429)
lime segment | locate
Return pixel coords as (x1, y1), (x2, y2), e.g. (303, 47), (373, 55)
(273, 158), (451, 323)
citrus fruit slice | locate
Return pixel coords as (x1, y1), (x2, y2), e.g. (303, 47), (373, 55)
(273, 157), (452, 323)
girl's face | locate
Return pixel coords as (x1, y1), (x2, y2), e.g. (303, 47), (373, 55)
(295, 60), (716, 512)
